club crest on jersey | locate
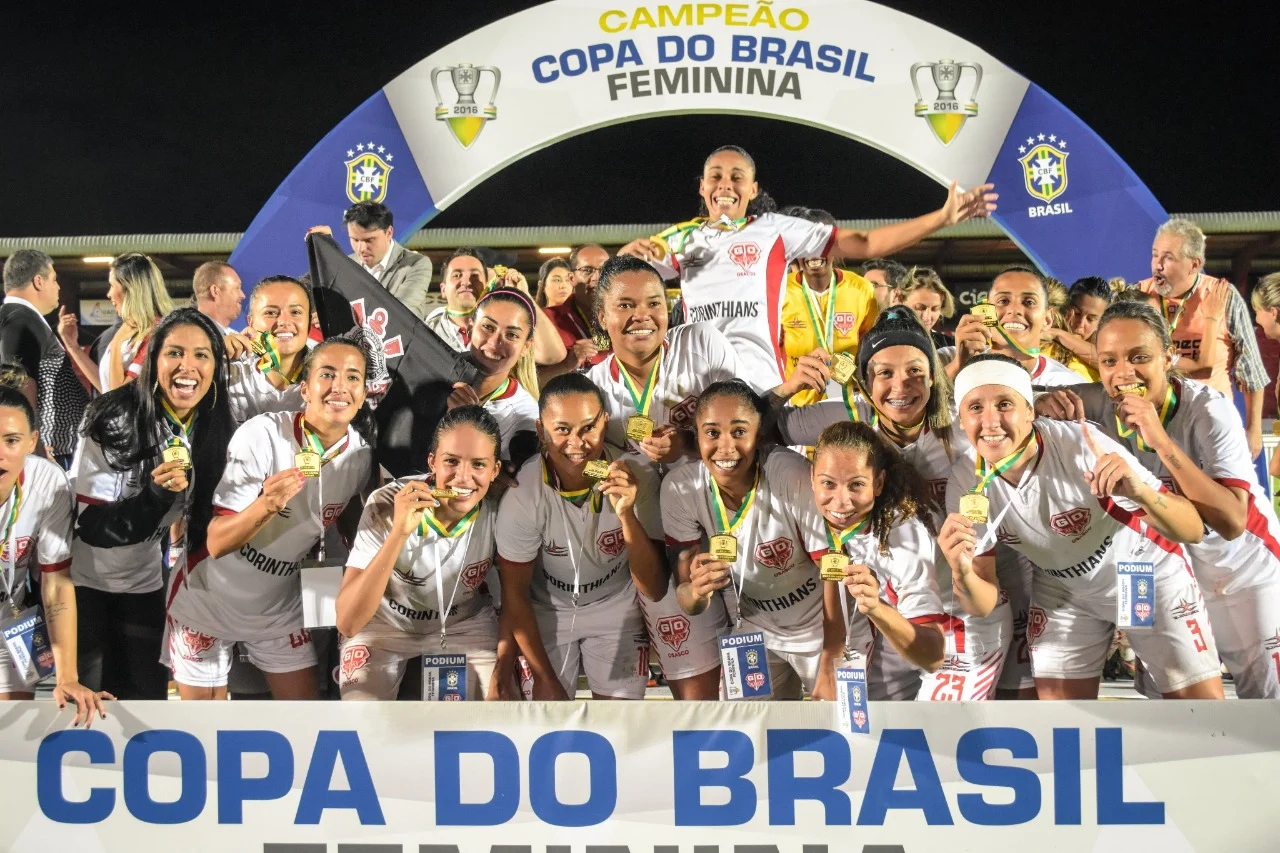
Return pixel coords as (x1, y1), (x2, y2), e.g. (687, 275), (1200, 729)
(343, 142), (394, 204)
(656, 615), (690, 652)
(1027, 606), (1048, 643)
(1050, 507), (1091, 538)
(667, 395), (699, 429)
(728, 242), (761, 274)
(321, 503), (345, 529)
(0, 536), (32, 565)
(347, 297), (404, 403)
(755, 537), (794, 574)
(180, 627), (216, 659)
(597, 528), (625, 557)
(341, 644), (370, 683)
(834, 311), (857, 336)
(461, 559), (490, 591)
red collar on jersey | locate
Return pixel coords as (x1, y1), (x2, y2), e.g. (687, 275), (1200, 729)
(485, 377), (521, 402)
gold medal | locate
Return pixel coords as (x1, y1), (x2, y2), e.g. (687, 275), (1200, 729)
(583, 459), (611, 480)
(431, 488), (459, 499)
(626, 415), (655, 441)
(959, 492), (990, 524)
(295, 451), (322, 478)
(493, 265), (508, 279)
(709, 533), (738, 562)
(970, 303), (998, 326)
(647, 235), (667, 260)
(1113, 384), (1148, 399)
(592, 332), (611, 351)
(162, 441), (191, 470)
(829, 352), (856, 385)
(820, 551), (850, 582)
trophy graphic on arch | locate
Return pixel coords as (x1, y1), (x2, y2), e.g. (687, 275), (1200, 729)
(431, 62), (502, 149)
(910, 59), (982, 146)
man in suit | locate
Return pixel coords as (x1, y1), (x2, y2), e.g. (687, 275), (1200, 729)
(307, 201), (433, 319)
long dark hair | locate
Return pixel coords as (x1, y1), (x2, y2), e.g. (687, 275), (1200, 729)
(81, 308), (234, 554)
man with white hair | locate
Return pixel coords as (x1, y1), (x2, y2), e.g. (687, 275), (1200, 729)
(1137, 218), (1268, 459)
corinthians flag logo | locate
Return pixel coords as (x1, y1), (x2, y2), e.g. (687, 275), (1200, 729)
(431, 62), (502, 148)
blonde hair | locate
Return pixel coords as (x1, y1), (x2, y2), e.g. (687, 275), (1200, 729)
(900, 266), (956, 319)
(476, 288), (540, 399)
(1251, 272), (1280, 312)
(110, 253), (174, 346)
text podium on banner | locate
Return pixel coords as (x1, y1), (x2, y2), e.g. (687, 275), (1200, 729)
(3, 700), (1278, 851)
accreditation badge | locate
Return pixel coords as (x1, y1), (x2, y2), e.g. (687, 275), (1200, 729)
(719, 631), (771, 700)
(970, 303), (998, 326)
(625, 415), (655, 441)
(829, 352), (856, 385)
(1, 606), (56, 687)
(958, 492), (990, 524)
(162, 438), (191, 469)
(835, 658), (870, 735)
(295, 451), (322, 478)
(709, 533), (738, 562)
(820, 551), (850, 582)
(1116, 561), (1155, 628)
(422, 653), (468, 701)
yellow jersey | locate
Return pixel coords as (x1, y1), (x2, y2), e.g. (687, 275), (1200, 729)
(1065, 355), (1099, 382)
(780, 268), (878, 406)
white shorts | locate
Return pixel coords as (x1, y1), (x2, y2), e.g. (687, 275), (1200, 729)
(638, 576), (727, 681)
(163, 617), (317, 688)
(994, 545), (1035, 691)
(338, 621), (498, 701)
(1198, 582), (1280, 699)
(1028, 565), (1221, 694)
(527, 584), (650, 699)
(916, 603), (1012, 701)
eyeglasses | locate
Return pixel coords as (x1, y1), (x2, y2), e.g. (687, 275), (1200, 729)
(574, 266), (601, 278)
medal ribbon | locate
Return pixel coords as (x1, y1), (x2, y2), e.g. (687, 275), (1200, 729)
(255, 332), (303, 383)
(1115, 383), (1177, 453)
(799, 276), (837, 353)
(418, 498), (481, 648)
(299, 418), (350, 467)
(480, 378), (511, 404)
(617, 350), (663, 418)
(419, 503), (480, 539)
(1, 472), (24, 612)
(995, 324), (1041, 358)
(708, 465), (760, 537)
(971, 432), (1036, 495)
(825, 515), (870, 554)
(706, 214), (748, 233)
(842, 378), (882, 428)
(161, 399), (197, 440)
(1158, 272), (1201, 336)
(542, 457), (603, 513)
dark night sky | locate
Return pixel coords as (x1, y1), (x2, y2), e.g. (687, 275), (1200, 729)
(3, 1), (1273, 237)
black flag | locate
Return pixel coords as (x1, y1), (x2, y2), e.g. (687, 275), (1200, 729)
(307, 233), (479, 477)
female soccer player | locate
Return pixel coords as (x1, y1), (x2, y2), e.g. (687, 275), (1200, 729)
(496, 373), (666, 700)
(620, 145), (995, 392)
(164, 338), (374, 700)
(941, 353), (1223, 700)
(1038, 300), (1280, 698)
(0, 375), (110, 724)
(337, 406), (509, 700)
(585, 254), (737, 698)
(447, 288), (541, 462)
(664, 380), (842, 699)
(810, 420), (949, 700)
(223, 275), (311, 424)
(72, 308), (234, 698)
(99, 253), (176, 391)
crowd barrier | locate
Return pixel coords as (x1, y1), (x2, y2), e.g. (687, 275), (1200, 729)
(2, 699), (1278, 851)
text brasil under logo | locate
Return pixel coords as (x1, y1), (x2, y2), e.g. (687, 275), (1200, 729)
(432, 62), (502, 148)
(1018, 132), (1072, 218)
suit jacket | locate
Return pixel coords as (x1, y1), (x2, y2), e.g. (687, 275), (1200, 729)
(349, 241), (433, 320)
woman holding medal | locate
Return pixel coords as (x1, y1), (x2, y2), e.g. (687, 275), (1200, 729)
(72, 309), (234, 699)
(496, 373), (666, 700)
(619, 145), (996, 392)
(164, 338), (374, 700)
(447, 288), (541, 463)
(1035, 300), (1280, 698)
(809, 420), (951, 700)
(585, 255), (738, 698)
(663, 380), (841, 700)
(337, 406), (512, 701)
(0, 375), (110, 725)
(941, 353), (1223, 700)
(223, 276), (311, 424)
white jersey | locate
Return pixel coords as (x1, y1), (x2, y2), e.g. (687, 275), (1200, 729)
(0, 456), (74, 610)
(586, 322), (739, 458)
(346, 476), (498, 639)
(649, 212), (836, 392)
(1029, 354), (1084, 387)
(167, 412), (372, 642)
(496, 448), (664, 610)
(425, 307), (469, 353)
(948, 418), (1190, 592)
(226, 355), (304, 425)
(661, 447), (827, 651)
(840, 517), (946, 700)
(482, 379), (538, 462)
(1083, 378), (1280, 596)
(70, 433), (182, 594)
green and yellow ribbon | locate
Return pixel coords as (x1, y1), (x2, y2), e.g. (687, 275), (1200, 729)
(542, 457), (603, 513)
(840, 381), (878, 427)
(161, 399), (197, 439)
(825, 514), (870, 553)
(971, 431), (1037, 496)
(300, 418), (350, 468)
(618, 351), (663, 419)
(2, 472), (24, 548)
(1115, 383), (1178, 453)
(480, 377), (511, 404)
(799, 277), (837, 354)
(255, 331), (303, 384)
(996, 324), (1041, 359)
(709, 464), (760, 537)
(1158, 273), (1201, 336)
(419, 503), (480, 539)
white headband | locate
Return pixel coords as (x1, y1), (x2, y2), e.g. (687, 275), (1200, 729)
(954, 360), (1034, 409)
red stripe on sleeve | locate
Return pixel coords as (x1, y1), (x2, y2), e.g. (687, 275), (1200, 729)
(39, 559), (72, 574)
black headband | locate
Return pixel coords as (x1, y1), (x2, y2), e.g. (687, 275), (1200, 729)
(857, 321), (934, 382)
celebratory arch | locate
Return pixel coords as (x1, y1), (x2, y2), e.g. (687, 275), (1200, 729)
(230, 0), (1166, 290)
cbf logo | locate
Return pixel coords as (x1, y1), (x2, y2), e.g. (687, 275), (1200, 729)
(910, 59), (982, 146)
(431, 62), (502, 149)
(1018, 133), (1074, 218)
(343, 142), (393, 204)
